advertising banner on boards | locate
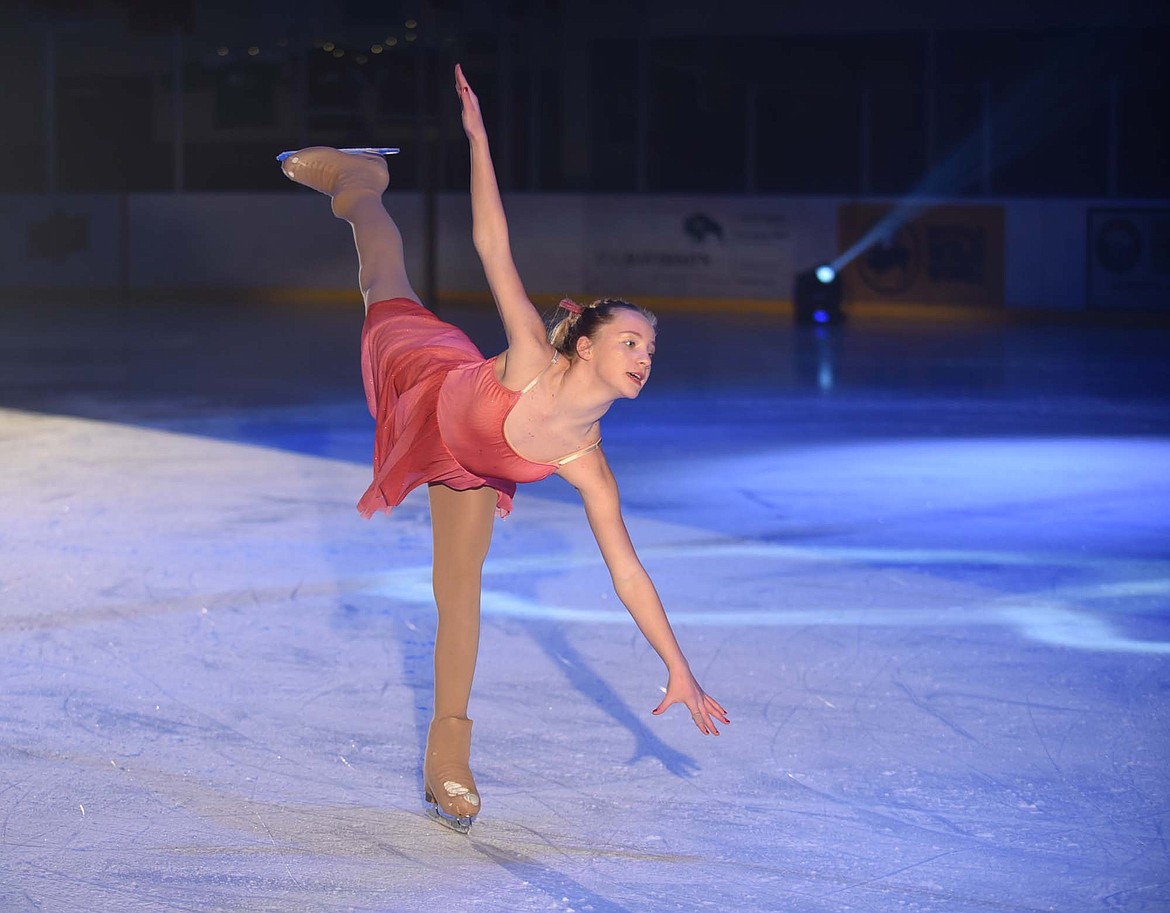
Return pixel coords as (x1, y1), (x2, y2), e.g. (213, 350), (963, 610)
(0, 195), (122, 288)
(838, 203), (1005, 307)
(1087, 209), (1170, 311)
(582, 197), (835, 303)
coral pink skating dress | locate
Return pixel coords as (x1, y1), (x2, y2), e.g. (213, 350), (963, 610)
(357, 298), (598, 519)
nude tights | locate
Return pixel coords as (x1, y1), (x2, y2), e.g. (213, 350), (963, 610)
(341, 190), (493, 819)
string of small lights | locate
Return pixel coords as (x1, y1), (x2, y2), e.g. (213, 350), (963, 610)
(210, 18), (425, 65)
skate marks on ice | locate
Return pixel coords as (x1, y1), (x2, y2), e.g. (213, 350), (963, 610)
(469, 841), (639, 913)
(2, 736), (691, 913)
(4, 409), (1170, 910)
(7, 406), (1168, 657)
(361, 541), (1170, 655)
(13, 518), (1166, 658)
(524, 623), (700, 777)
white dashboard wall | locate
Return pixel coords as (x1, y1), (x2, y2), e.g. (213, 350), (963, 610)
(1, 192), (1164, 311)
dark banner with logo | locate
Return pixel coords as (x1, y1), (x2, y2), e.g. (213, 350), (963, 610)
(1087, 209), (1170, 311)
(838, 203), (1005, 308)
(583, 197), (833, 302)
(0, 196), (121, 288)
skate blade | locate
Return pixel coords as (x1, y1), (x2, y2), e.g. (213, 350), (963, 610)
(425, 802), (474, 834)
(275, 147), (400, 162)
(424, 789), (474, 834)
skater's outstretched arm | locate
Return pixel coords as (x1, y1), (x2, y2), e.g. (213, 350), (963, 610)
(557, 450), (730, 736)
(455, 65), (549, 372)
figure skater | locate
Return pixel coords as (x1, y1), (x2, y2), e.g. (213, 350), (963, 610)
(278, 64), (728, 833)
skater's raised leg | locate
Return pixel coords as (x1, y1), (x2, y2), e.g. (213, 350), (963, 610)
(281, 147), (419, 309)
(423, 483), (497, 830)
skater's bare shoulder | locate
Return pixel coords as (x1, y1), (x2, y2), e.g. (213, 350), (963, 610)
(556, 443), (612, 495)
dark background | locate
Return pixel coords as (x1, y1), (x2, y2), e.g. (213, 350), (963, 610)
(2, 0), (1167, 198)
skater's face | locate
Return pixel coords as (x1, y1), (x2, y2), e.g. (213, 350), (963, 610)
(579, 310), (656, 397)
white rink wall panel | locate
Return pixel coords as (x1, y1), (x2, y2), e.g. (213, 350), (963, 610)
(1004, 199), (1088, 310)
(1, 192), (1167, 310)
(126, 192), (425, 291)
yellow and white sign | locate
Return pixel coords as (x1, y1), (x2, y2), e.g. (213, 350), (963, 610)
(838, 203), (1006, 308)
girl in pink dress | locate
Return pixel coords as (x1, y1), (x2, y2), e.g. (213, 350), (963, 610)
(280, 64), (728, 833)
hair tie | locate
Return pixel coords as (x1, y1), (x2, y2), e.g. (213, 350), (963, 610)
(559, 298), (583, 315)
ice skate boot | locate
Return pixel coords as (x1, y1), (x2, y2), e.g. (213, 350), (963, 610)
(423, 716), (480, 834)
(278, 146), (391, 219)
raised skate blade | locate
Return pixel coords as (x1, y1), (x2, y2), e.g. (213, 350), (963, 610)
(275, 147), (399, 162)
(425, 799), (474, 835)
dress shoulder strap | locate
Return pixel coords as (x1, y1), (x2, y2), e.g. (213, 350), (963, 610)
(555, 437), (602, 466)
(519, 351), (560, 395)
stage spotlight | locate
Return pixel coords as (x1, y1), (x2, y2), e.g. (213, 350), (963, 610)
(793, 263), (844, 326)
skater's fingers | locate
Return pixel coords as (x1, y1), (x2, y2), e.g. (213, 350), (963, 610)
(704, 694), (730, 723)
(700, 691), (728, 719)
(459, 87), (482, 120)
(690, 705), (719, 736)
(455, 67), (482, 115)
(454, 68), (476, 100)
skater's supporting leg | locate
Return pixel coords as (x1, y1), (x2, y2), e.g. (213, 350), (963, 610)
(427, 483), (496, 719)
(424, 483), (496, 822)
(281, 147), (420, 309)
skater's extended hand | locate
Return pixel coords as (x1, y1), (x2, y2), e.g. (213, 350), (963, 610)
(652, 667), (729, 736)
(455, 64), (487, 143)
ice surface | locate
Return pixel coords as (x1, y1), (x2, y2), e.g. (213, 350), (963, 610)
(1, 301), (1168, 912)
